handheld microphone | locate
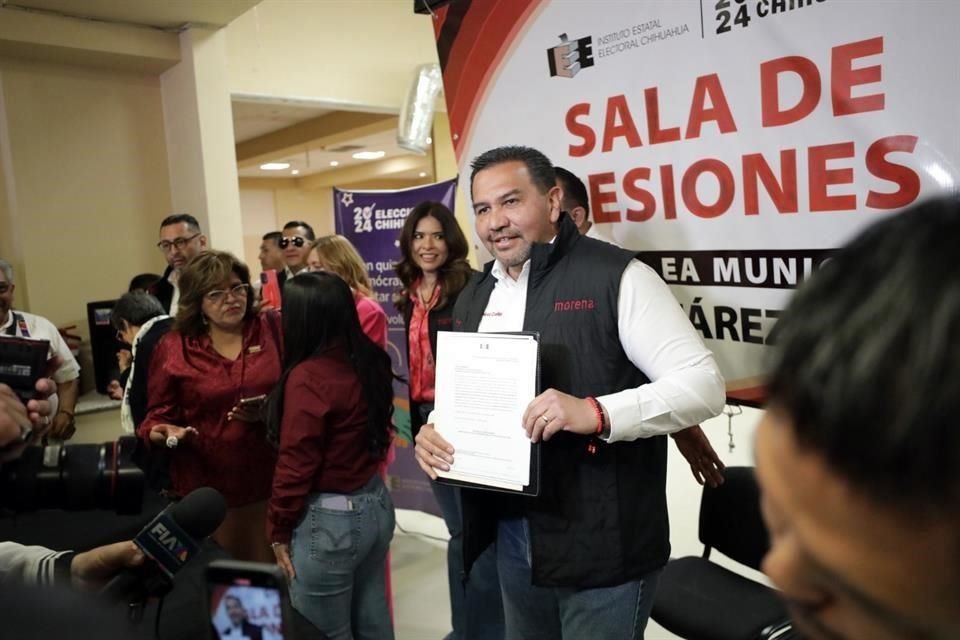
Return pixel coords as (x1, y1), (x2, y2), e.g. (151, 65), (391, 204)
(101, 486), (226, 604)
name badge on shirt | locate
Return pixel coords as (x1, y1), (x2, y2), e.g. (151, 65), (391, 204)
(247, 344), (262, 354)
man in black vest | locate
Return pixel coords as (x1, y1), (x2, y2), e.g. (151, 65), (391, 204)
(415, 146), (725, 639)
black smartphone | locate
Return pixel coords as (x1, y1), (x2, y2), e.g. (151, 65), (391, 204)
(0, 336), (50, 403)
(206, 559), (293, 640)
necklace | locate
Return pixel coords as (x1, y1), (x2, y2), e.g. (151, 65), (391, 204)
(418, 280), (437, 308)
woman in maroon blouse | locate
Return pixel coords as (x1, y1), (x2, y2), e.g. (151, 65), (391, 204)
(265, 271), (396, 640)
(140, 251), (282, 563)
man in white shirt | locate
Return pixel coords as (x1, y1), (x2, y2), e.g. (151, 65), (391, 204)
(554, 165), (726, 487)
(152, 214), (208, 314)
(415, 146), (725, 639)
(0, 259), (80, 440)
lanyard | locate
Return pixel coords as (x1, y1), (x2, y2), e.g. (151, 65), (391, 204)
(3, 312), (29, 337)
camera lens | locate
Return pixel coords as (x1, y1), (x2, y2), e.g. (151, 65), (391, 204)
(1, 436), (144, 514)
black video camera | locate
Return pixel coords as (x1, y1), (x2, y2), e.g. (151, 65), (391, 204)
(1, 436), (144, 515)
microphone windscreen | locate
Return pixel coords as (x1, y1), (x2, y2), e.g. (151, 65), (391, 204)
(168, 487), (226, 539)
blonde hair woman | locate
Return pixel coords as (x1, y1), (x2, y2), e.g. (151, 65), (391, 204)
(307, 235), (386, 347)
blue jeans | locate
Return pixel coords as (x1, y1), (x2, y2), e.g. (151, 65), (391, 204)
(289, 474), (395, 640)
(496, 518), (661, 640)
(421, 404), (504, 640)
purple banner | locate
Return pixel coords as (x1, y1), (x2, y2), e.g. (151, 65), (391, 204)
(334, 179), (457, 515)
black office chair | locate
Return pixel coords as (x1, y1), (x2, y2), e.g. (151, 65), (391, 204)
(652, 466), (798, 640)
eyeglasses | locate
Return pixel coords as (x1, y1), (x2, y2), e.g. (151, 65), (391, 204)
(279, 236), (307, 249)
(157, 233), (201, 252)
(0, 283), (11, 294)
(204, 283), (250, 305)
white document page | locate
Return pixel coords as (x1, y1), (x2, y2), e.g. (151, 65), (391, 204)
(433, 331), (537, 489)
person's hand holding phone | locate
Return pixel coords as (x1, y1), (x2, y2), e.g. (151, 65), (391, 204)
(26, 377), (56, 432)
(1, 377), (55, 461)
(228, 395), (266, 423)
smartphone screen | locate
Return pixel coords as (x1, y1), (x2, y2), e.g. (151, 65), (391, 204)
(207, 561), (288, 640)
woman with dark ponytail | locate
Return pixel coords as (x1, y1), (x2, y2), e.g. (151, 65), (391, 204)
(265, 271), (396, 640)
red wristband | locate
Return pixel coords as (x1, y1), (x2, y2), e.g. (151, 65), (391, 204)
(586, 397), (605, 435)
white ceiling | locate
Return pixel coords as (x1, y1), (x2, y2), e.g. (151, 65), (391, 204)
(235, 122), (433, 180)
(232, 100), (334, 143)
(5, 0), (261, 29)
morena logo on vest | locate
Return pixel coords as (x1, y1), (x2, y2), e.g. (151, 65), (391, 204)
(553, 298), (596, 313)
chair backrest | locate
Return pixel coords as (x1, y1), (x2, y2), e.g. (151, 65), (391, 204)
(698, 466), (770, 570)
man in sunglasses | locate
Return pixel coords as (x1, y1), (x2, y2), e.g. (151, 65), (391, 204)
(152, 213), (207, 314)
(280, 220), (316, 282)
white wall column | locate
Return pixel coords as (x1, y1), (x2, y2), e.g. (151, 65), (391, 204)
(161, 27), (243, 256)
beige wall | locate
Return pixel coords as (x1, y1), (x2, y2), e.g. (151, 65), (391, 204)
(0, 59), (172, 328)
(432, 110), (476, 266)
(226, 0), (439, 112)
(239, 178), (334, 274)
(163, 28), (244, 256)
(275, 183), (335, 236)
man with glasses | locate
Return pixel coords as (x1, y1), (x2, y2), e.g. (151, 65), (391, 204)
(279, 220), (315, 281)
(0, 258), (81, 440)
(152, 214), (208, 314)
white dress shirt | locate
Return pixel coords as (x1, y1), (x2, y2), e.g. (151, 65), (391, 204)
(585, 224), (621, 247)
(167, 270), (181, 315)
(478, 257), (725, 443)
(284, 266), (309, 280)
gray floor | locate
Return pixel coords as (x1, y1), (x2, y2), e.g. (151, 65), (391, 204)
(76, 409), (737, 640)
(389, 517), (680, 640)
(391, 532), (451, 640)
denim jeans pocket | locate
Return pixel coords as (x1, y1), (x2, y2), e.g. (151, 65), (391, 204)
(309, 506), (357, 564)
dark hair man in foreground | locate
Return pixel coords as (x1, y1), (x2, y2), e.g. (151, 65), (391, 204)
(756, 196), (960, 640)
